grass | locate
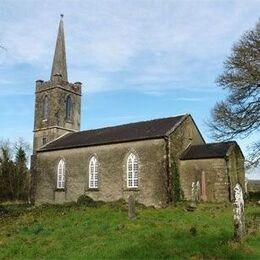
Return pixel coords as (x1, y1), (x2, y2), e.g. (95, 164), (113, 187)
(0, 201), (259, 259)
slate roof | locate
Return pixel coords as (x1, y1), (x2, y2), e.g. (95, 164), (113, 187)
(179, 141), (240, 160)
(39, 114), (188, 152)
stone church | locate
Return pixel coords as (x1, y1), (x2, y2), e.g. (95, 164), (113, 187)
(32, 17), (245, 207)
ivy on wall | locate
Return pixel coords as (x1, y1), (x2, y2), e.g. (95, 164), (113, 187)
(171, 160), (181, 202)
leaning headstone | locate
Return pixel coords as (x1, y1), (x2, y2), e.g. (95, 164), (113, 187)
(128, 194), (136, 220)
(233, 183), (245, 241)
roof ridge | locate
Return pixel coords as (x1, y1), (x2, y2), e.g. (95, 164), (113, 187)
(39, 113), (189, 152)
(190, 141), (237, 147)
(179, 141), (241, 161)
(77, 114), (187, 134)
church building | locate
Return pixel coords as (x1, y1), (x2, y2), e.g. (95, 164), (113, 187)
(32, 16), (245, 207)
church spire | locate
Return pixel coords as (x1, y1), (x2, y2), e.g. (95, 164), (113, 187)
(50, 14), (68, 82)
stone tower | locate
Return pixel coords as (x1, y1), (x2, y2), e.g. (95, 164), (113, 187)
(33, 15), (82, 152)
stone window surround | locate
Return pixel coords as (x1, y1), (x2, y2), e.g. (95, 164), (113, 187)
(126, 153), (139, 189)
(43, 95), (49, 120)
(65, 94), (72, 121)
(89, 156), (99, 189)
(56, 151), (141, 192)
(57, 158), (66, 189)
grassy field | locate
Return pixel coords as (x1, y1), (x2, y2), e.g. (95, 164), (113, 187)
(0, 201), (259, 259)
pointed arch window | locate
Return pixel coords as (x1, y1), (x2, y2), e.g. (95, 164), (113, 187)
(57, 159), (65, 189)
(43, 95), (49, 120)
(127, 153), (139, 188)
(89, 156), (98, 188)
(65, 95), (72, 120)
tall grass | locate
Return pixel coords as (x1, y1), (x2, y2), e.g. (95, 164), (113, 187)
(0, 202), (259, 259)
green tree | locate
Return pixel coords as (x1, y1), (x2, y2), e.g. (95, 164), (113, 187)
(209, 20), (260, 167)
(0, 139), (30, 201)
(0, 143), (16, 200)
(14, 144), (30, 200)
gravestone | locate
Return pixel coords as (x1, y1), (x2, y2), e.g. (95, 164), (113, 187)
(191, 181), (200, 205)
(233, 183), (245, 241)
(128, 194), (136, 220)
(195, 181), (200, 202)
(191, 182), (196, 207)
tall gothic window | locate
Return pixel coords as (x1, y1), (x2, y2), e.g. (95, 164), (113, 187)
(43, 95), (49, 120)
(57, 159), (65, 189)
(65, 95), (72, 120)
(89, 156), (98, 188)
(127, 153), (139, 188)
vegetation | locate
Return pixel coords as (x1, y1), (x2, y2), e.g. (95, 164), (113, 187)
(171, 160), (181, 202)
(248, 191), (260, 202)
(0, 139), (30, 202)
(0, 202), (259, 259)
(77, 194), (97, 207)
(210, 19), (260, 167)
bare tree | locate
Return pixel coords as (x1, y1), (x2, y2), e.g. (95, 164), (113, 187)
(209, 19), (260, 167)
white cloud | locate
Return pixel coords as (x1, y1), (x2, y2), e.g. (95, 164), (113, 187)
(175, 97), (202, 102)
(0, 79), (13, 85)
(143, 91), (166, 97)
(0, 0), (260, 95)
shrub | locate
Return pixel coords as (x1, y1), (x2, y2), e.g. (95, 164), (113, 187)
(77, 195), (97, 207)
(105, 199), (128, 211)
(248, 192), (260, 202)
(0, 205), (9, 216)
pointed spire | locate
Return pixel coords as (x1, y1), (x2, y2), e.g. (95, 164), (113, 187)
(50, 14), (68, 81)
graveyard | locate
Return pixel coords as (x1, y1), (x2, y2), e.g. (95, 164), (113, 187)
(0, 2), (259, 259)
(0, 201), (259, 259)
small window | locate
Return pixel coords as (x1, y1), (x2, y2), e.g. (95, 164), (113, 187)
(127, 153), (139, 188)
(65, 95), (72, 120)
(57, 159), (65, 189)
(42, 137), (47, 145)
(43, 95), (49, 120)
(89, 156), (98, 188)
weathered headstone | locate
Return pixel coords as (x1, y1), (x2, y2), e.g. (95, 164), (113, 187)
(233, 183), (245, 241)
(191, 181), (195, 199)
(195, 181), (200, 202)
(191, 182), (196, 206)
(128, 194), (136, 220)
(190, 182), (197, 208)
(191, 181), (200, 206)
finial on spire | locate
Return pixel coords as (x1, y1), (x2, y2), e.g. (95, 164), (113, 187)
(50, 15), (68, 82)
(60, 14), (64, 18)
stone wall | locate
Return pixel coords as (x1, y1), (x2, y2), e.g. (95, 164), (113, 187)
(168, 115), (205, 201)
(179, 158), (230, 202)
(33, 78), (81, 151)
(227, 147), (245, 195)
(179, 145), (245, 202)
(33, 128), (72, 155)
(247, 180), (260, 192)
(169, 115), (205, 156)
(35, 138), (168, 208)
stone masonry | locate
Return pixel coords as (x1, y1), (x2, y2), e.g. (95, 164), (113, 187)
(32, 16), (245, 207)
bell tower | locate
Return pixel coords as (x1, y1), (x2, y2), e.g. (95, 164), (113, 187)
(33, 15), (82, 152)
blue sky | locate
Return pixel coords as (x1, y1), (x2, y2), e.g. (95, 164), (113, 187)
(0, 0), (259, 178)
